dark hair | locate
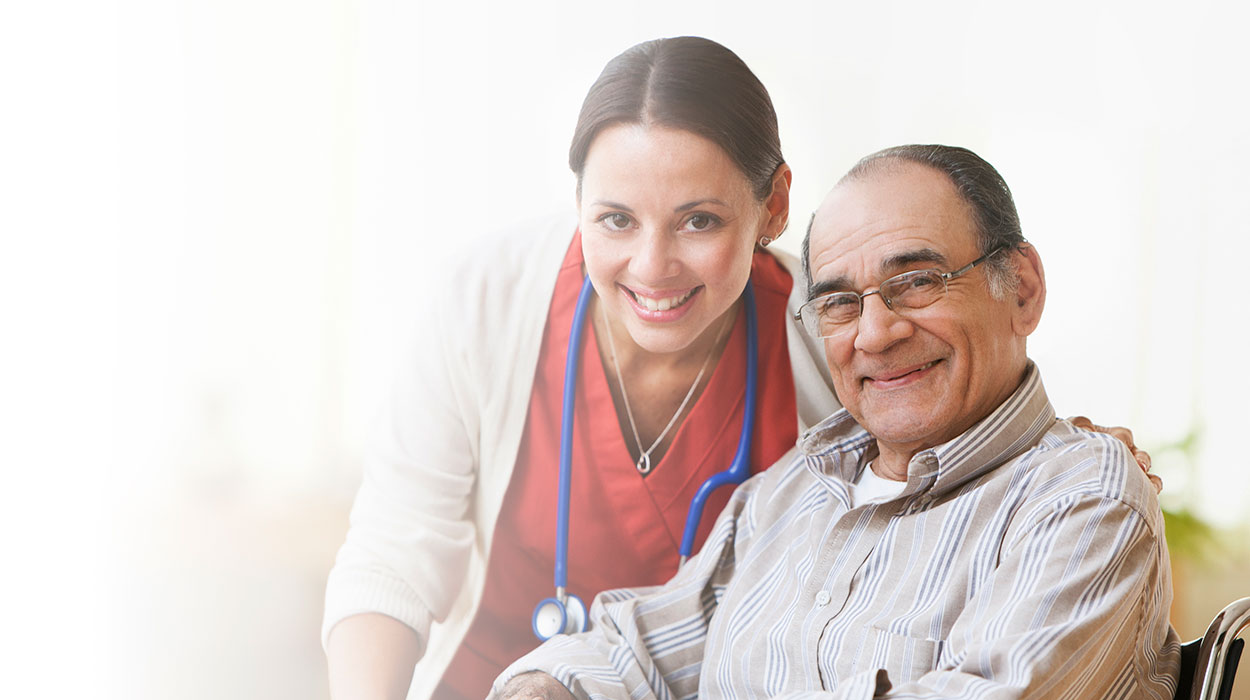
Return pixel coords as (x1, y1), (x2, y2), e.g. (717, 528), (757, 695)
(569, 37), (784, 201)
(803, 144), (1024, 297)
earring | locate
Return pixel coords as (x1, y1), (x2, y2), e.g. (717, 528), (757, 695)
(758, 236), (773, 248)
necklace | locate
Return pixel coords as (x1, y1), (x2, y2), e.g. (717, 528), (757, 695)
(599, 304), (732, 475)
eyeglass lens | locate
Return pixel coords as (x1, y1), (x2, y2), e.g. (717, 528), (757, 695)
(806, 269), (948, 336)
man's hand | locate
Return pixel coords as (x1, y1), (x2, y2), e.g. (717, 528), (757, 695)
(1069, 416), (1162, 494)
(499, 672), (575, 700)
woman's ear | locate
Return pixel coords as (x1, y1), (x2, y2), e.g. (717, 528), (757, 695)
(763, 163), (792, 242)
(1011, 242), (1046, 337)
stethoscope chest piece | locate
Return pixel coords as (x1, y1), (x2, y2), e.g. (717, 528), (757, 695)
(532, 591), (587, 641)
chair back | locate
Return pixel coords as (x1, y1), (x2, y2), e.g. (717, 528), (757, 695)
(1177, 597), (1250, 700)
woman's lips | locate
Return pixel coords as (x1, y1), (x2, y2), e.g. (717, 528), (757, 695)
(620, 284), (701, 321)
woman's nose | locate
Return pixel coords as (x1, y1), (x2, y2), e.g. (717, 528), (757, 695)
(628, 229), (680, 282)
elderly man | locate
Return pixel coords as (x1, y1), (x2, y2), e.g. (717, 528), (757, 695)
(492, 145), (1179, 700)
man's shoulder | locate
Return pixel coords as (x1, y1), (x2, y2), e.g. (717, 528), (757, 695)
(1015, 418), (1164, 533)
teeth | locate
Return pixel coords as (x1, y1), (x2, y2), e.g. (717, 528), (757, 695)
(633, 289), (694, 312)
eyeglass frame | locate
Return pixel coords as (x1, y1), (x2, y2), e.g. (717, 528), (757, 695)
(794, 244), (1015, 338)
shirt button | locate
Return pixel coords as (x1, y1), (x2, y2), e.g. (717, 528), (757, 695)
(815, 590), (831, 606)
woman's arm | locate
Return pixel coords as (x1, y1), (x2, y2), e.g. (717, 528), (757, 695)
(322, 258), (486, 689)
(327, 613), (423, 700)
(324, 220), (573, 699)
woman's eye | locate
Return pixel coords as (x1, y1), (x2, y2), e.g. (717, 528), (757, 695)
(599, 213), (632, 231)
(684, 213), (720, 231)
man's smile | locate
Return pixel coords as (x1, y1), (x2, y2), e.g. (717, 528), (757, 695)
(862, 359), (942, 388)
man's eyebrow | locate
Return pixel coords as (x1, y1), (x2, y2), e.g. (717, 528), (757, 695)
(807, 276), (855, 301)
(880, 248), (947, 274)
(806, 248), (949, 301)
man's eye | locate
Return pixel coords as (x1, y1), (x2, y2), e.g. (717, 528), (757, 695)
(821, 294), (859, 310)
(888, 272), (938, 297)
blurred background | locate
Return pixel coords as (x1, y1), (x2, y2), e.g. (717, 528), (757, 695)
(1, 0), (1247, 697)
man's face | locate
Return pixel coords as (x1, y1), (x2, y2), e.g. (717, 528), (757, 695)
(807, 164), (1032, 456)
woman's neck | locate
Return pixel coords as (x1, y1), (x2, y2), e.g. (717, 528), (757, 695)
(591, 296), (739, 470)
(591, 296), (738, 376)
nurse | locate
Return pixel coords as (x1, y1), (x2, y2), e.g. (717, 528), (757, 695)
(322, 36), (1151, 700)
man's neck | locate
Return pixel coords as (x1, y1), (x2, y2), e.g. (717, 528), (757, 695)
(871, 453), (910, 482)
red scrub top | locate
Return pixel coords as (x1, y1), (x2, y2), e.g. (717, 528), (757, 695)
(434, 232), (798, 700)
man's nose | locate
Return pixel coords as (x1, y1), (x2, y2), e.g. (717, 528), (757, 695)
(629, 229), (680, 281)
(853, 293), (913, 353)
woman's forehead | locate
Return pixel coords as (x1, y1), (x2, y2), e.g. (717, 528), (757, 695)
(581, 125), (751, 196)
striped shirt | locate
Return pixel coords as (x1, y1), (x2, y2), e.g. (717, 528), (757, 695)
(492, 364), (1180, 700)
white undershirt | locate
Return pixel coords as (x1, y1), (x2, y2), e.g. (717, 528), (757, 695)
(851, 461), (906, 508)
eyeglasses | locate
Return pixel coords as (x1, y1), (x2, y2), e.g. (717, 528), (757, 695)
(795, 245), (1009, 338)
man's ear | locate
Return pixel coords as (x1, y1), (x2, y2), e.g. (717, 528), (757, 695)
(762, 163), (792, 242)
(1011, 243), (1046, 336)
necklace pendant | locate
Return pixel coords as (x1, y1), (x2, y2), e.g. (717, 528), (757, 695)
(636, 452), (652, 475)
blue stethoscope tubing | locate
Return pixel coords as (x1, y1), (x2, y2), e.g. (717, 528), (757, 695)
(679, 278), (757, 562)
(532, 275), (758, 641)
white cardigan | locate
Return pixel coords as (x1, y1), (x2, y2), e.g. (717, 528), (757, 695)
(322, 214), (840, 699)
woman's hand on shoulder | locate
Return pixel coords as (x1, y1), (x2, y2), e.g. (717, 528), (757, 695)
(1069, 416), (1161, 494)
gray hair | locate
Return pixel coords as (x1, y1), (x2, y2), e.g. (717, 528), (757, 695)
(803, 144), (1024, 299)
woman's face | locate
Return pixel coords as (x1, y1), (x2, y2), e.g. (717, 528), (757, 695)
(579, 124), (788, 357)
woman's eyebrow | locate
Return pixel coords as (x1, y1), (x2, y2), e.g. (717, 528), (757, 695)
(674, 198), (729, 213)
(590, 200), (635, 212)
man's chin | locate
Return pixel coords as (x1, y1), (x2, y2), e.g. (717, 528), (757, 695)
(856, 409), (947, 449)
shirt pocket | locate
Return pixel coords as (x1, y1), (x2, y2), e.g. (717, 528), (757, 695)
(850, 625), (944, 685)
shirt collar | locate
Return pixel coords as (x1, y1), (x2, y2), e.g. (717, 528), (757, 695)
(797, 361), (1056, 501)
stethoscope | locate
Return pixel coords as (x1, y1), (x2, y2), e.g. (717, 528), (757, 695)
(531, 276), (759, 641)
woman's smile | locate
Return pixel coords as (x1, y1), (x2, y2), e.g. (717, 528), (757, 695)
(621, 284), (701, 318)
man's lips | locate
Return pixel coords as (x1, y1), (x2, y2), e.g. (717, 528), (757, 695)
(863, 360), (941, 386)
